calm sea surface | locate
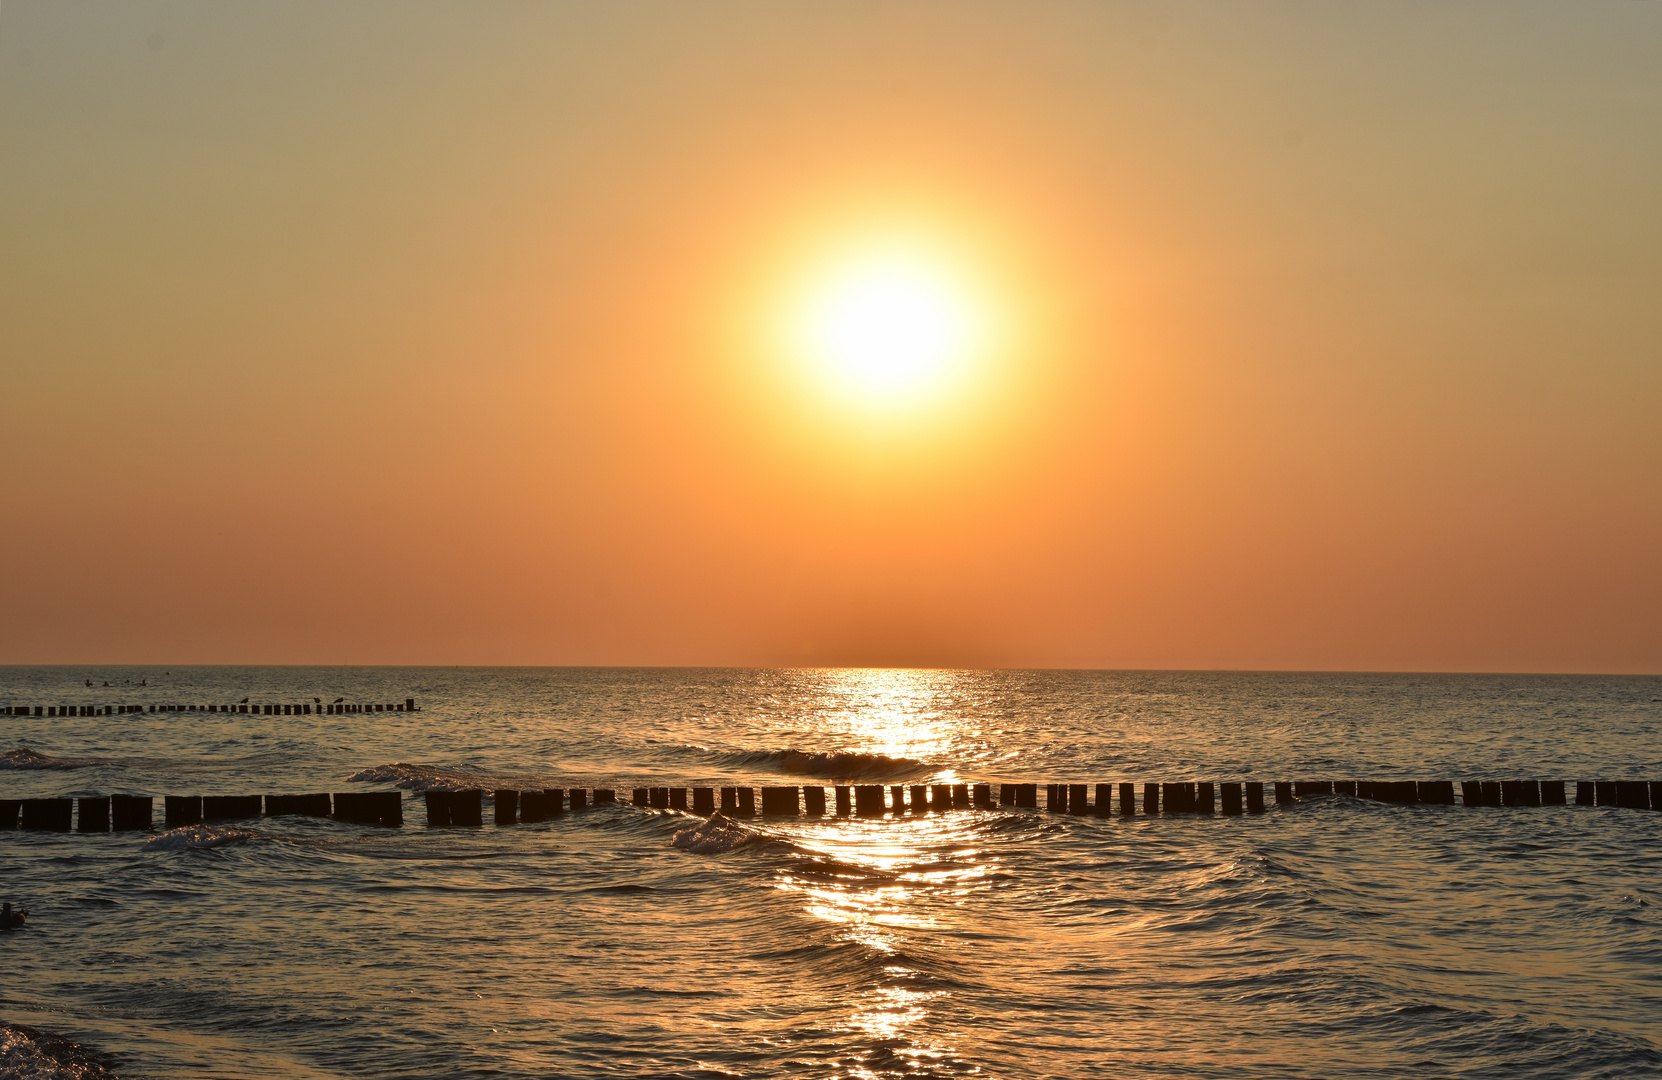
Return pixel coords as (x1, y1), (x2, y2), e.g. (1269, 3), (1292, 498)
(1, 667), (1660, 1080)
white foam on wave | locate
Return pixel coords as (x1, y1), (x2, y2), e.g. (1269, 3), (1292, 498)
(0, 1024), (117, 1080)
(144, 825), (257, 851)
(671, 813), (760, 855)
(0, 747), (117, 770)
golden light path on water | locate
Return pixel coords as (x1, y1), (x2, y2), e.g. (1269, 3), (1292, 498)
(769, 669), (1002, 1075)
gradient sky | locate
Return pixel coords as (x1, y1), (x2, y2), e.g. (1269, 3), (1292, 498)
(2, 1), (1659, 671)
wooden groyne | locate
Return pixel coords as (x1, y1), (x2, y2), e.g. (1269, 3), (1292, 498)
(1, 699), (420, 717)
(1, 778), (1658, 832)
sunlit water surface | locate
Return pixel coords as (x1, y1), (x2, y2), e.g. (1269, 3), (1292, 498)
(1, 668), (1660, 1079)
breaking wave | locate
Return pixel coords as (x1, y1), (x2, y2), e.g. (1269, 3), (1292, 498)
(0, 1025), (119, 1080)
(144, 825), (257, 851)
(347, 762), (504, 792)
(716, 748), (927, 780)
(0, 747), (117, 770)
(670, 813), (769, 855)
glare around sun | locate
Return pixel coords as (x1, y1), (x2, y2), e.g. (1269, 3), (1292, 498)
(788, 248), (985, 409)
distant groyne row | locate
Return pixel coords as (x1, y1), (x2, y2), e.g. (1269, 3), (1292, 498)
(3, 778), (1660, 832)
(1, 698), (420, 717)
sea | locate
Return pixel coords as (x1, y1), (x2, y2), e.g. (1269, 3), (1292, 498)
(1, 666), (1659, 1080)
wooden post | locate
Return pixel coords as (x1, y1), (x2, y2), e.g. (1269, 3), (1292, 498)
(734, 787), (754, 817)
(1480, 781), (1500, 807)
(494, 790), (518, 825)
(1539, 781), (1566, 805)
(1045, 784), (1064, 812)
(632, 788), (650, 807)
(1095, 783), (1112, 818)
(202, 796), (262, 820)
(1143, 782), (1159, 814)
(1274, 782), (1293, 805)
(569, 788), (587, 811)
(1594, 781), (1617, 806)
(1460, 781), (1483, 807)
(1068, 784), (1089, 815)
(1417, 781), (1455, 805)
(425, 790), (452, 826)
(22, 799), (73, 831)
(693, 788), (715, 815)
(0, 799), (17, 828)
(334, 791), (403, 826)
(1501, 781), (1540, 808)
(910, 785), (928, 814)
(1000, 783), (1016, 806)
(760, 786), (799, 815)
(451, 789), (483, 826)
(78, 796), (110, 832)
(669, 788), (688, 811)
(1334, 781), (1356, 797)
(1652, 781), (1662, 811)
(266, 794), (331, 816)
(890, 785), (906, 814)
(1616, 781), (1651, 810)
(1119, 782), (1135, 815)
(1295, 782), (1333, 800)
(854, 785), (884, 816)
(1245, 782), (1265, 813)
(110, 794), (152, 831)
(593, 789), (616, 805)
(1016, 784), (1037, 808)
(1221, 782), (1243, 815)
(972, 783), (992, 809)
(720, 787), (738, 814)
(1160, 783), (1184, 813)
(803, 786), (826, 816)
(932, 784), (952, 812)
(520, 791), (547, 823)
(835, 786), (852, 816)
(953, 783), (970, 809)
(165, 796), (203, 828)
(1196, 782), (1215, 814)
(650, 788), (669, 809)
(545, 788), (565, 817)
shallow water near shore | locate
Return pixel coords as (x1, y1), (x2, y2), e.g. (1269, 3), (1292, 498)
(2, 666), (1661, 1079)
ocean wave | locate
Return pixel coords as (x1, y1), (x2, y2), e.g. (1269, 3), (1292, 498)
(671, 813), (768, 855)
(717, 748), (928, 780)
(0, 747), (117, 770)
(346, 762), (496, 792)
(0, 1024), (119, 1080)
(144, 825), (257, 851)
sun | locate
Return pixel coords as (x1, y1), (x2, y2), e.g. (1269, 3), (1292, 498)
(788, 246), (986, 409)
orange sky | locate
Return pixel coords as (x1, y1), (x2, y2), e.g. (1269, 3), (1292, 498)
(2, 2), (1659, 671)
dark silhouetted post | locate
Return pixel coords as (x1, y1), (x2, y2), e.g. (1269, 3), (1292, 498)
(890, 785), (906, 814)
(1295, 782), (1332, 800)
(1068, 784), (1089, 815)
(1246, 782), (1265, 813)
(835, 786), (851, 816)
(1616, 781), (1650, 810)
(594, 789), (615, 805)
(734, 787), (754, 817)
(1539, 781), (1566, 805)
(334, 791), (402, 826)
(693, 788), (715, 815)
(1418, 782), (1455, 805)
(932, 784), (952, 812)
(854, 785), (884, 817)
(651, 788), (670, 810)
(1335, 781), (1356, 797)
(1016, 784), (1038, 808)
(1274, 782), (1293, 805)
(1095, 783), (1112, 818)
(0, 799), (17, 828)
(520, 791), (547, 822)
(110, 794), (152, 831)
(425, 791), (453, 826)
(165, 796), (203, 828)
(909, 785), (928, 814)
(1000, 783), (1016, 806)
(1143, 782), (1159, 814)
(1480, 781), (1500, 807)
(1594, 781), (1616, 806)
(669, 788), (687, 810)
(78, 796), (110, 832)
(22, 799), (72, 831)
(761, 786), (799, 815)
(972, 783), (992, 809)
(633, 788), (650, 808)
(495, 790), (518, 825)
(720, 787), (738, 814)
(953, 783), (971, 809)
(1118, 782), (1135, 815)
(452, 789), (483, 826)
(803, 786), (826, 816)
(1196, 782), (1215, 813)
(1221, 782), (1242, 815)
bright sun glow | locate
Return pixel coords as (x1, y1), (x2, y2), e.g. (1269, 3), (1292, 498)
(789, 248), (986, 408)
